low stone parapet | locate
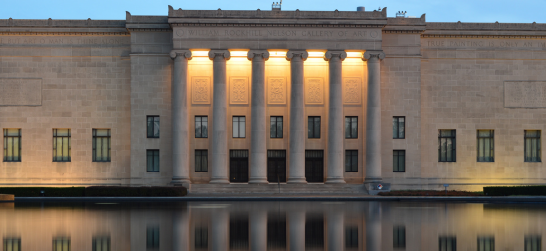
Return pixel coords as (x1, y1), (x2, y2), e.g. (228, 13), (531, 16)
(0, 194), (14, 201)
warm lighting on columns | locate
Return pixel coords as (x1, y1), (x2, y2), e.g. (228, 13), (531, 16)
(190, 50), (210, 57)
(229, 50), (250, 57)
(268, 50), (288, 58)
(307, 50), (326, 58)
(346, 51), (364, 58)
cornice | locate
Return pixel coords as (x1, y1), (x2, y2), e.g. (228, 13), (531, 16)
(127, 28), (171, 32)
(0, 32), (130, 36)
(422, 34), (546, 39)
(383, 30), (423, 34)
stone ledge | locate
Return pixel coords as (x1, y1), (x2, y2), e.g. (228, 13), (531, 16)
(0, 194), (14, 201)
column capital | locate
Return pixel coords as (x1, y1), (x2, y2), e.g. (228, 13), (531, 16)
(363, 50), (386, 61)
(324, 50), (347, 61)
(209, 50), (231, 60)
(286, 50), (308, 61)
(170, 50), (192, 60)
(247, 50), (270, 61)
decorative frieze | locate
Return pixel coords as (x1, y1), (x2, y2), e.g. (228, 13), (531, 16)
(192, 77), (211, 105)
(305, 78), (324, 105)
(230, 77), (249, 105)
(343, 78), (362, 105)
(268, 77), (286, 105)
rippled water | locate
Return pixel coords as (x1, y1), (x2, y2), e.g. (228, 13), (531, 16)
(1, 201), (545, 251)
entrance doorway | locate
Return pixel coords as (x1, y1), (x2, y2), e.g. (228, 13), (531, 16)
(230, 150), (249, 183)
(267, 150), (286, 183)
(305, 150), (324, 183)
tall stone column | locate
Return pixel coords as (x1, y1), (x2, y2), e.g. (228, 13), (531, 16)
(326, 210), (344, 251)
(286, 50), (308, 184)
(363, 51), (385, 183)
(172, 208), (190, 251)
(170, 50), (192, 187)
(325, 51), (347, 184)
(250, 210), (267, 251)
(366, 201), (382, 251)
(211, 210), (229, 251)
(288, 209), (306, 251)
(209, 50), (231, 184)
(248, 50), (270, 184)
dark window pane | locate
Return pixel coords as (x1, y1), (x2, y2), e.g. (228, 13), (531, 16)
(393, 226), (406, 248)
(146, 226), (160, 250)
(345, 226), (358, 248)
(439, 130), (456, 162)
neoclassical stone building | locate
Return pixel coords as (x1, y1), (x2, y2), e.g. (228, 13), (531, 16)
(1, 6), (546, 192)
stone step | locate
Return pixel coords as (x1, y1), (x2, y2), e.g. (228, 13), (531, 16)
(189, 183), (368, 194)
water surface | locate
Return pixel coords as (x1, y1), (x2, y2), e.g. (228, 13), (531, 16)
(1, 201), (545, 250)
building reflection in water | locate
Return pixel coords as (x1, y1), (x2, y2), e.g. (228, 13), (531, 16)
(0, 201), (546, 250)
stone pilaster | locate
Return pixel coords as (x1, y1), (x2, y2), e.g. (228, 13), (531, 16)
(170, 50), (192, 187)
(366, 201), (382, 251)
(363, 51), (385, 183)
(172, 208), (190, 251)
(248, 50), (270, 184)
(324, 51), (347, 184)
(209, 50), (231, 184)
(286, 50), (309, 184)
(249, 210), (267, 251)
(326, 210), (344, 251)
(211, 210), (229, 251)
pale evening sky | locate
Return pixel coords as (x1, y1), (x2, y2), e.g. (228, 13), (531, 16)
(1, 0), (544, 23)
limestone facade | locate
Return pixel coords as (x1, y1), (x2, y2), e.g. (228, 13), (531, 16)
(1, 6), (546, 190)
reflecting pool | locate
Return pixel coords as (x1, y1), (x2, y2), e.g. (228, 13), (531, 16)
(1, 201), (545, 251)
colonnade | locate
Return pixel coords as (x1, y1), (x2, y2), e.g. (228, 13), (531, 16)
(169, 49), (385, 185)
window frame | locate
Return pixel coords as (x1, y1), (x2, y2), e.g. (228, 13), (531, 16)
(438, 129), (456, 162)
(393, 116), (405, 139)
(147, 149), (160, 172)
(53, 129), (71, 162)
(345, 150), (358, 172)
(3, 238), (22, 251)
(308, 116), (321, 139)
(3, 129), (22, 162)
(524, 130), (541, 162)
(477, 236), (494, 251)
(345, 116), (358, 139)
(270, 116), (283, 139)
(195, 149), (208, 172)
(232, 116), (246, 138)
(393, 225), (406, 249)
(146, 115), (160, 138)
(477, 130), (494, 162)
(195, 116), (208, 138)
(146, 226), (160, 249)
(92, 236), (111, 251)
(92, 129), (111, 162)
(393, 150), (406, 172)
(345, 226), (358, 249)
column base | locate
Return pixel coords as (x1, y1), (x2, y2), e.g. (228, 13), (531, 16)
(210, 178), (230, 184)
(325, 178), (346, 184)
(171, 177), (191, 189)
(287, 177), (307, 184)
(364, 177), (383, 183)
(248, 178), (269, 184)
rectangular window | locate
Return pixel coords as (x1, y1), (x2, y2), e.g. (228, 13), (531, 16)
(3, 238), (21, 251)
(477, 130), (494, 162)
(147, 150), (160, 172)
(345, 116), (358, 139)
(439, 236), (456, 251)
(393, 116), (405, 139)
(233, 116), (246, 138)
(195, 150), (208, 172)
(477, 237), (494, 251)
(3, 129), (21, 162)
(195, 116), (208, 138)
(525, 235), (541, 251)
(147, 116), (160, 138)
(53, 129), (71, 162)
(52, 237), (70, 251)
(92, 129), (111, 162)
(345, 150), (358, 172)
(146, 226), (160, 250)
(525, 130), (541, 162)
(393, 150), (406, 172)
(438, 130), (456, 162)
(308, 116), (321, 139)
(270, 116), (283, 138)
(92, 236), (111, 251)
(195, 227), (208, 250)
(393, 226), (406, 249)
(345, 226), (358, 249)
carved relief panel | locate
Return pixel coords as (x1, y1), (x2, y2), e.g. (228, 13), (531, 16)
(0, 78), (42, 106)
(230, 77), (249, 105)
(192, 77), (211, 105)
(343, 77), (362, 105)
(305, 78), (324, 105)
(268, 77), (286, 105)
